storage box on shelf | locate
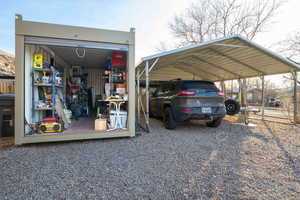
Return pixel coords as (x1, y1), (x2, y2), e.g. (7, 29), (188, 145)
(112, 51), (126, 67)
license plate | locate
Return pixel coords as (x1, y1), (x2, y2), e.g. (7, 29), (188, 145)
(202, 107), (212, 113)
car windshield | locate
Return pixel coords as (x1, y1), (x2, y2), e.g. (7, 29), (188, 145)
(182, 81), (218, 92)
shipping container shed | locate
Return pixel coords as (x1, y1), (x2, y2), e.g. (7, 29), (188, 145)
(15, 15), (135, 145)
(136, 35), (300, 131)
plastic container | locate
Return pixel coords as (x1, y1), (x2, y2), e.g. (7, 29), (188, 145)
(110, 110), (127, 129)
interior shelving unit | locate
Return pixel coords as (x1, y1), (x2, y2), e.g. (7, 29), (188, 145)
(31, 67), (63, 118)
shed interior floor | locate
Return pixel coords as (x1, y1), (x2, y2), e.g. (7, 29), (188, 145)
(63, 117), (98, 134)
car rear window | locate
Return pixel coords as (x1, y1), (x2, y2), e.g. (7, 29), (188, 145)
(182, 81), (218, 92)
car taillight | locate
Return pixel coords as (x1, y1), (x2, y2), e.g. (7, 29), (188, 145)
(180, 108), (193, 111)
(217, 92), (224, 96)
(178, 90), (196, 96)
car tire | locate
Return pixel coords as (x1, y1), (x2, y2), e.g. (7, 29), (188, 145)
(206, 118), (222, 127)
(163, 107), (176, 129)
(225, 99), (240, 115)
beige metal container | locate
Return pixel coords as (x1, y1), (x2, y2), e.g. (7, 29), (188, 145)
(15, 14), (135, 144)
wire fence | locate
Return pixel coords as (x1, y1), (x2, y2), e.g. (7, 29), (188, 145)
(248, 99), (299, 124)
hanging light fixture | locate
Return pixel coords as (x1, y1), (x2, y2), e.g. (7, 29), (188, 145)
(75, 47), (86, 58)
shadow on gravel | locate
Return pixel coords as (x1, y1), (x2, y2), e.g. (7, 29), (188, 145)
(150, 118), (300, 199)
(150, 118), (249, 199)
(18, 136), (133, 149)
(263, 121), (300, 183)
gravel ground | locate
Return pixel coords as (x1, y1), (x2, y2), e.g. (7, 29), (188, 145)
(0, 118), (300, 200)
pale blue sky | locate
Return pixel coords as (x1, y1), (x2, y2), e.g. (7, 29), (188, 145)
(0, 0), (147, 52)
(1, 0), (300, 65)
(0, 0), (193, 60)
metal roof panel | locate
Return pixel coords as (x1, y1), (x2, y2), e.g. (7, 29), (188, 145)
(136, 35), (300, 81)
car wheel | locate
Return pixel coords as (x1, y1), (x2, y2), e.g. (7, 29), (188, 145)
(225, 99), (240, 115)
(206, 118), (222, 127)
(163, 107), (176, 129)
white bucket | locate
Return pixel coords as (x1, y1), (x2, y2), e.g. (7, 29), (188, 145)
(110, 110), (127, 129)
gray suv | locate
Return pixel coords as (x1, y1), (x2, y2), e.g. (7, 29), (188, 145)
(149, 80), (226, 129)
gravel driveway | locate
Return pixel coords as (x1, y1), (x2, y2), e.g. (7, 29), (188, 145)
(1, 118), (299, 200)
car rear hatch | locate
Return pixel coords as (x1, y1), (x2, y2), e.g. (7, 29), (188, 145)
(176, 81), (224, 113)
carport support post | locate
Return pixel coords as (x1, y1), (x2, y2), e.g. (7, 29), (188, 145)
(292, 70), (298, 124)
(137, 68), (141, 125)
(261, 75), (265, 120)
(221, 81), (226, 98)
(238, 79), (241, 101)
(242, 79), (247, 107)
(231, 80), (234, 99)
(145, 60), (150, 132)
(238, 79), (245, 107)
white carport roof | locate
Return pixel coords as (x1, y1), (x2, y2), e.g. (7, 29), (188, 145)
(136, 35), (300, 82)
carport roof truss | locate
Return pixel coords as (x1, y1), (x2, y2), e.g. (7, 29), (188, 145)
(136, 35), (300, 81)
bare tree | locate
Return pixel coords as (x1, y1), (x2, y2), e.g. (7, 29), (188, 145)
(274, 32), (300, 86)
(277, 32), (300, 60)
(283, 73), (300, 86)
(167, 0), (284, 47)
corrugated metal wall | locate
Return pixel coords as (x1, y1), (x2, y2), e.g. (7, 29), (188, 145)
(0, 79), (15, 94)
(86, 69), (104, 107)
(87, 69), (104, 96)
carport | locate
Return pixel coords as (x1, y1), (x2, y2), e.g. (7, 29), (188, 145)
(136, 35), (300, 131)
